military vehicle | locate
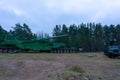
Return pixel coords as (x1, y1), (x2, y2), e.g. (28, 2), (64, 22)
(0, 35), (77, 53)
(104, 45), (120, 58)
(104, 39), (120, 58)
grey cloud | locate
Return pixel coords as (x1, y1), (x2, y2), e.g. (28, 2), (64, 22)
(0, 0), (120, 34)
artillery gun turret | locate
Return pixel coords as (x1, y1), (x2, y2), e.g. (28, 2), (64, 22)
(0, 35), (77, 53)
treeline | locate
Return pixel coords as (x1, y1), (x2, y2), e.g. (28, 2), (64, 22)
(0, 23), (49, 41)
(0, 23), (36, 41)
(53, 23), (120, 51)
(0, 23), (120, 52)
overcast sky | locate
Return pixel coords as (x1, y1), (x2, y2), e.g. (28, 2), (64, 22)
(0, 0), (120, 34)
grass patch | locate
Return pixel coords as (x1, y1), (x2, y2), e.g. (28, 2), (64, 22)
(48, 65), (87, 80)
(56, 71), (84, 80)
(68, 65), (85, 73)
(54, 65), (86, 80)
(0, 53), (58, 61)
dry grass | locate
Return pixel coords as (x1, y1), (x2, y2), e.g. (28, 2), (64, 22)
(0, 52), (120, 80)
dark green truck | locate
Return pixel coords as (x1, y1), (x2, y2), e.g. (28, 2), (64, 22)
(104, 45), (120, 58)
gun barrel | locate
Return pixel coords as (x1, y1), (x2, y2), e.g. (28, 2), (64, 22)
(31, 35), (68, 41)
(52, 35), (68, 38)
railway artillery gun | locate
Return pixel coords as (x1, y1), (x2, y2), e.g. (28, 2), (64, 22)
(0, 35), (77, 53)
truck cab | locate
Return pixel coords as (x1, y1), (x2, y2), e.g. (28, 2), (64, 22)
(104, 45), (120, 58)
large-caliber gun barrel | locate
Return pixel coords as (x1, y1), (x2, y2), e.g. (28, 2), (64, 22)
(31, 35), (68, 41)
